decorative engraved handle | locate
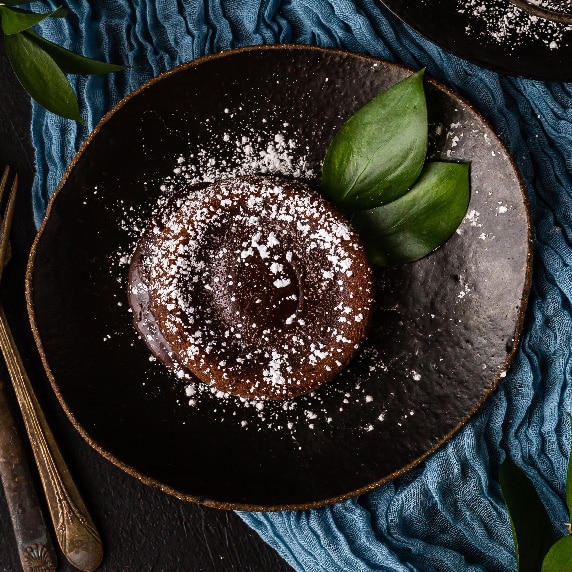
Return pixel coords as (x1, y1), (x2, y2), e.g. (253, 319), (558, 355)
(0, 304), (103, 571)
(0, 378), (57, 572)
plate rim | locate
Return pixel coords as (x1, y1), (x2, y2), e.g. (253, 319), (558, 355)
(25, 44), (534, 511)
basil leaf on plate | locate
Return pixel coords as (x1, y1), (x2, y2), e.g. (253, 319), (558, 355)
(25, 30), (128, 75)
(4, 31), (81, 121)
(321, 69), (428, 211)
(500, 458), (557, 572)
(351, 161), (469, 266)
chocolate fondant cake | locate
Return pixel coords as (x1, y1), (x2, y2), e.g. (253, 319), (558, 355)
(128, 175), (373, 400)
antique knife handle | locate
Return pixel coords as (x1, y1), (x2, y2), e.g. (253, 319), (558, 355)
(0, 378), (57, 572)
(0, 304), (103, 572)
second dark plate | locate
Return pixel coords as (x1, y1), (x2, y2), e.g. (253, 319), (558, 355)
(381, 0), (572, 81)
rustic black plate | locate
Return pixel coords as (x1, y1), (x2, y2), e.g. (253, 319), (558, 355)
(380, 0), (572, 81)
(26, 45), (531, 510)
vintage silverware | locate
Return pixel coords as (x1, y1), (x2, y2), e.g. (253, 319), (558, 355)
(0, 168), (57, 572)
(0, 169), (57, 572)
(0, 166), (103, 571)
(0, 375), (57, 572)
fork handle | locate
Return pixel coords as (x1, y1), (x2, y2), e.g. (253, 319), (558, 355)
(0, 379), (57, 572)
(0, 304), (103, 572)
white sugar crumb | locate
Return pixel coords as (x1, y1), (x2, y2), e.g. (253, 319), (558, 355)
(458, 283), (472, 299)
(464, 210), (481, 227)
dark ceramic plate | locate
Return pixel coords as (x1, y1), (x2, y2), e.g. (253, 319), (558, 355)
(380, 0), (572, 81)
(26, 45), (531, 510)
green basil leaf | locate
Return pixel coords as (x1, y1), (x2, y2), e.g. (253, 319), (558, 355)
(4, 31), (81, 121)
(0, 5), (60, 34)
(24, 30), (127, 74)
(321, 69), (428, 211)
(500, 458), (557, 572)
(351, 161), (469, 266)
(542, 535), (572, 572)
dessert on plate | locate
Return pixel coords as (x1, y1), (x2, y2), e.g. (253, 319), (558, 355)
(128, 175), (373, 400)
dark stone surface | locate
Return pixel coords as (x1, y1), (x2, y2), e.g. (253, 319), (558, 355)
(0, 42), (293, 572)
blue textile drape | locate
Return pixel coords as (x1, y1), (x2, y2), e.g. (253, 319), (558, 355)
(30, 1), (572, 570)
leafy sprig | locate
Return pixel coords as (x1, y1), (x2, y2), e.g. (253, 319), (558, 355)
(0, 1), (126, 121)
(322, 69), (471, 266)
(501, 413), (572, 571)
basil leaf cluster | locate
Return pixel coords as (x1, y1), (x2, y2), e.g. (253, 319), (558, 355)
(321, 69), (471, 267)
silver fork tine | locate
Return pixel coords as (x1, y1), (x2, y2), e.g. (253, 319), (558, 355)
(0, 171), (18, 282)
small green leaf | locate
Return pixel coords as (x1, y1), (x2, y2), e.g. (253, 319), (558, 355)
(500, 458), (557, 572)
(0, 5), (60, 34)
(542, 535), (572, 572)
(24, 30), (127, 74)
(4, 31), (81, 121)
(351, 161), (470, 267)
(565, 412), (572, 516)
(321, 69), (428, 211)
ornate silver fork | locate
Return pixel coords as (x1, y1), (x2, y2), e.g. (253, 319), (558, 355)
(0, 166), (103, 571)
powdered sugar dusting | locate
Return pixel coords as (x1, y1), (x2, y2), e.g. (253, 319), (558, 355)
(458, 0), (570, 49)
(167, 127), (314, 190)
(142, 176), (372, 400)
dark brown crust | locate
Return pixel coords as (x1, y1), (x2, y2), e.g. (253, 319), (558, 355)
(128, 175), (373, 400)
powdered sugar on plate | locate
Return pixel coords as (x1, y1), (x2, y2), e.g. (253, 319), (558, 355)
(103, 120), (396, 435)
(101, 99), (510, 439)
(458, 0), (571, 49)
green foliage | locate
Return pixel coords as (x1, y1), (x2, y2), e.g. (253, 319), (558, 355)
(501, 413), (572, 571)
(351, 162), (470, 267)
(322, 70), (470, 266)
(322, 69), (428, 211)
(500, 458), (557, 571)
(542, 536), (572, 572)
(4, 30), (81, 121)
(0, 2), (126, 120)
(0, 5), (64, 35)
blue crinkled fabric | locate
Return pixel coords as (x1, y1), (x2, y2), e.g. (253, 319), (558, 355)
(30, 0), (572, 570)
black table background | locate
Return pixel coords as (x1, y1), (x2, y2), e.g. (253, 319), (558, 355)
(0, 44), (294, 572)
